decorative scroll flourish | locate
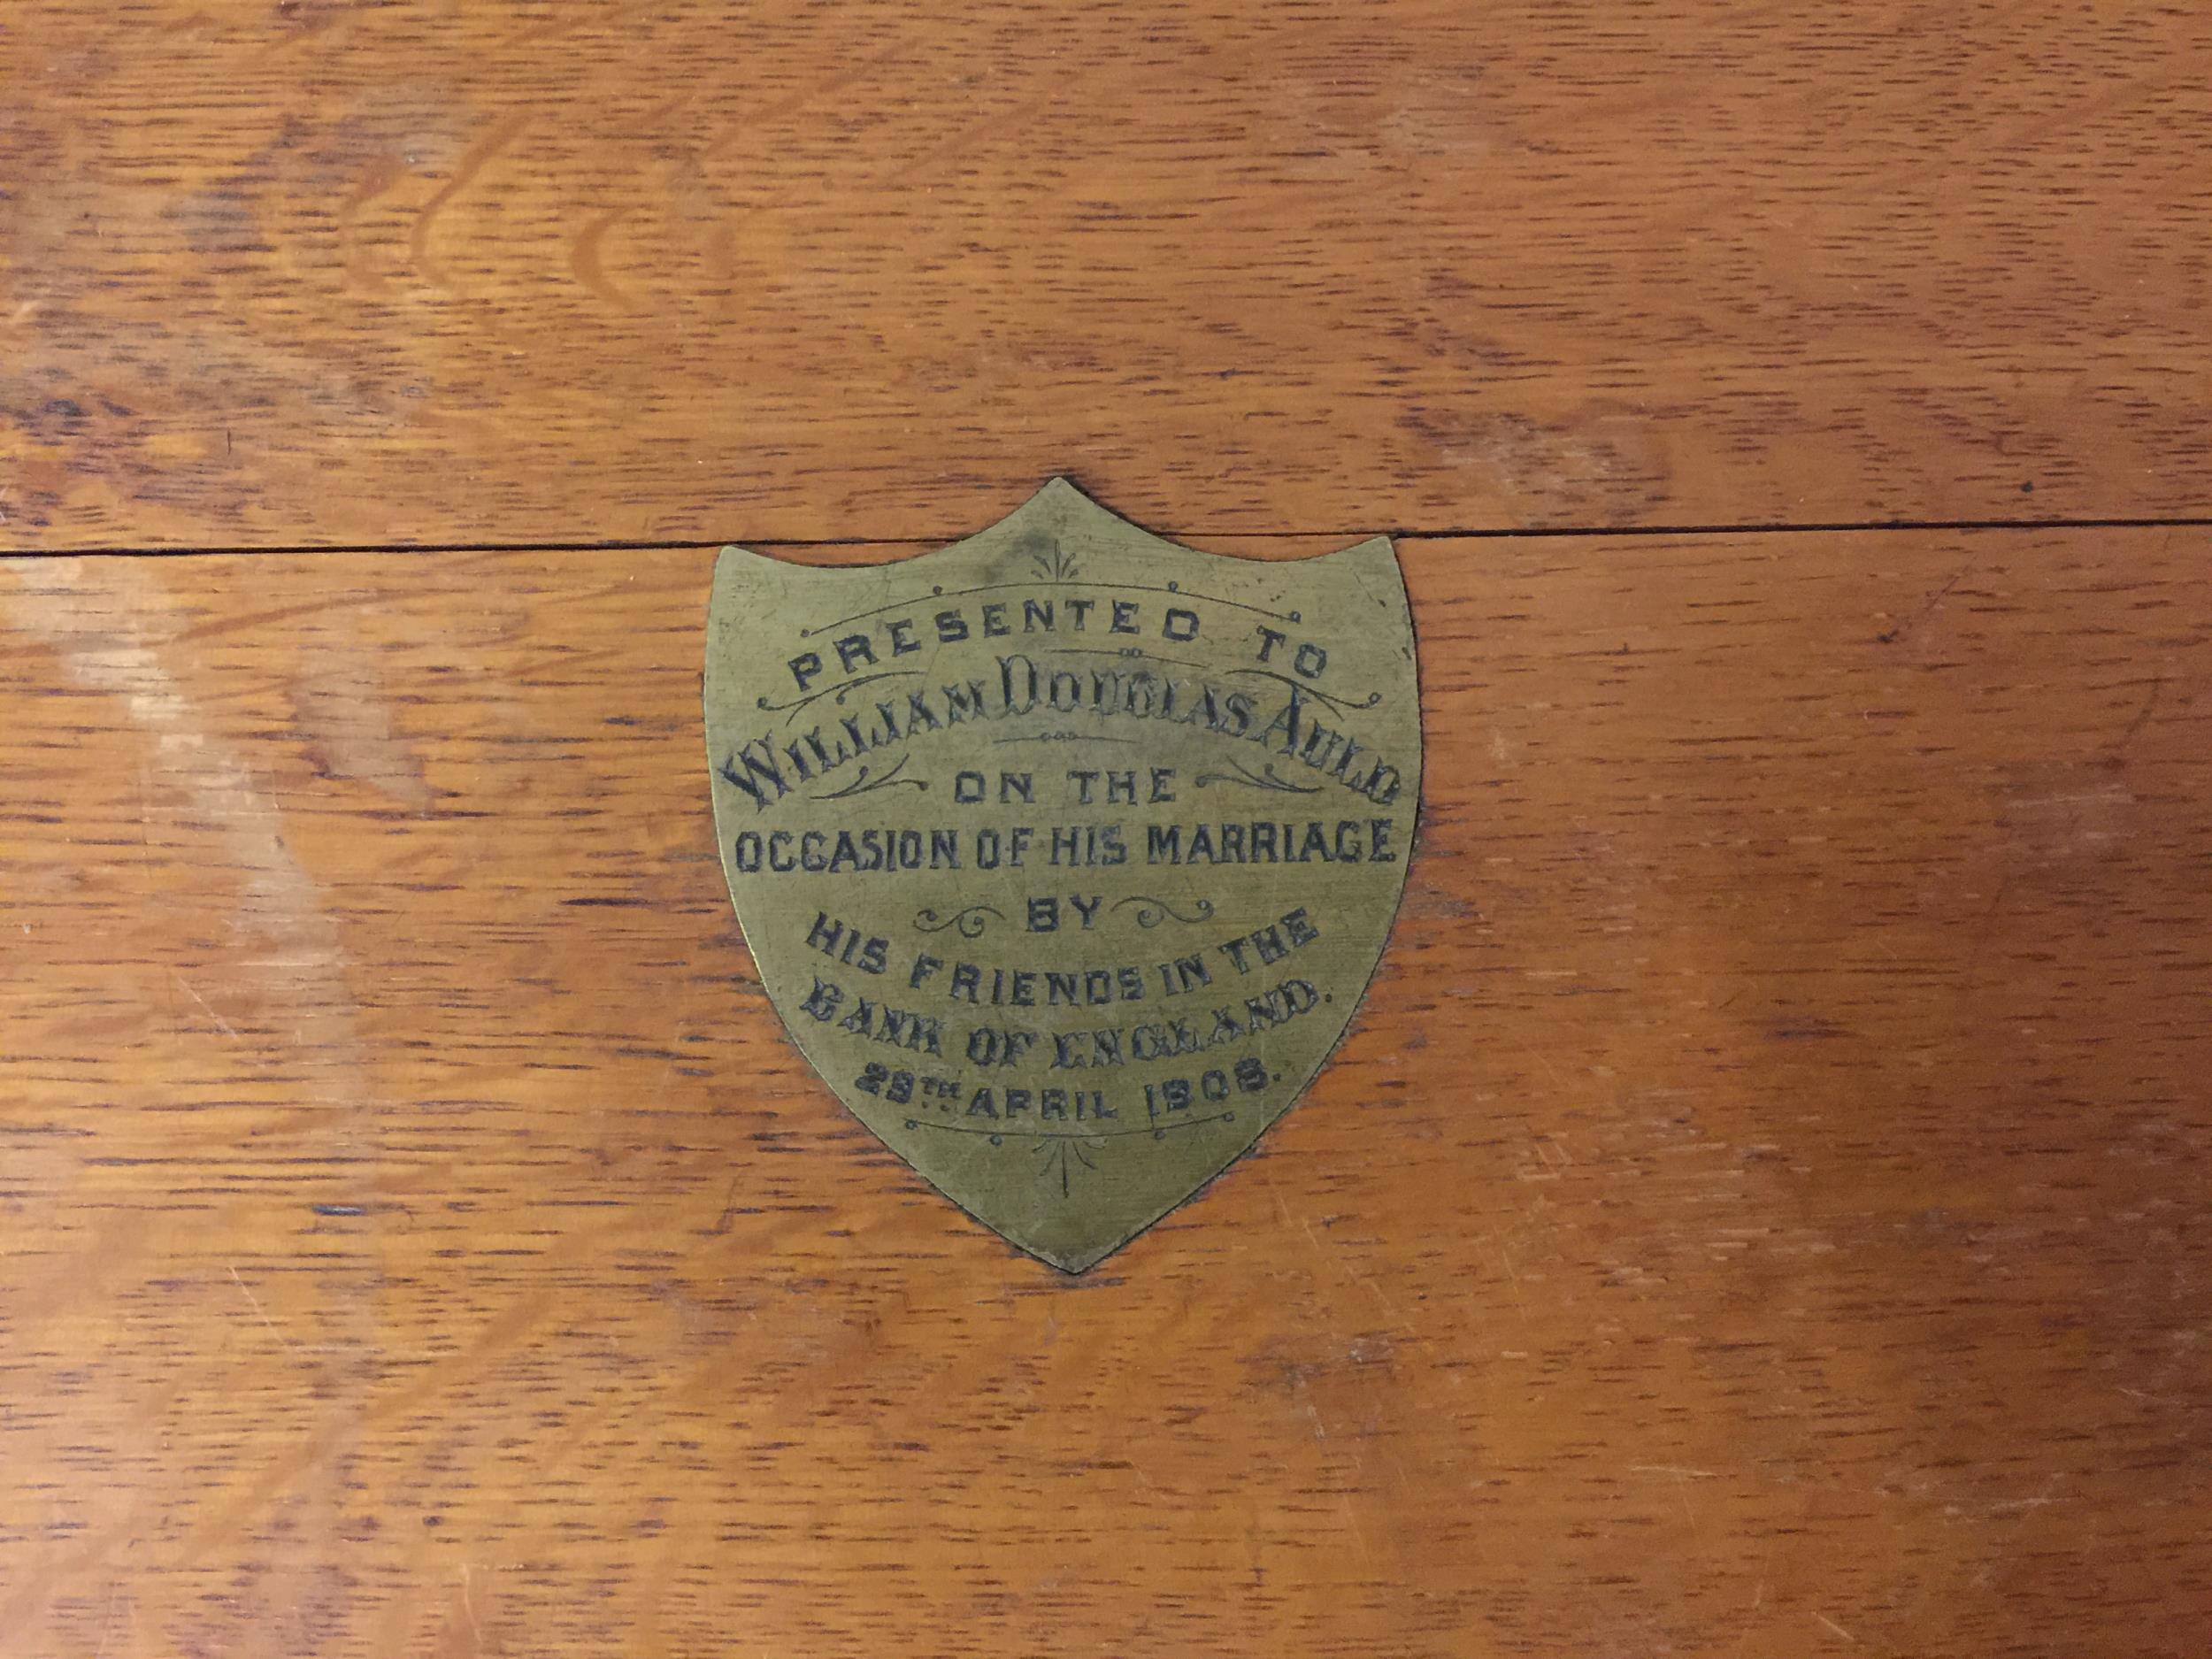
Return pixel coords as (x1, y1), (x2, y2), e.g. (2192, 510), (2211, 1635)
(756, 669), (920, 723)
(913, 903), (1005, 940)
(1193, 759), (1322, 795)
(1049, 643), (1166, 668)
(1037, 1137), (1096, 1195)
(902, 1111), (1236, 1148)
(902, 1110), (1241, 1197)
(992, 730), (1139, 747)
(1229, 666), (1384, 717)
(1026, 534), (1082, 583)
(1111, 895), (1217, 928)
(813, 754), (925, 801)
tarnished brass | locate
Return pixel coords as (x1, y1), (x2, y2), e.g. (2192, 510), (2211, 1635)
(706, 480), (1421, 1270)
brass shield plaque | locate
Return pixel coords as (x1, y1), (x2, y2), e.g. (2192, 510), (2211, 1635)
(705, 480), (1421, 1271)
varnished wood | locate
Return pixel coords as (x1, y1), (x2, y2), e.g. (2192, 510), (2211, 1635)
(5, 3), (2212, 548)
(4, 529), (2207, 1655)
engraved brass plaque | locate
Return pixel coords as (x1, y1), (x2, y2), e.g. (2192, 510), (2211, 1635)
(706, 480), (1421, 1271)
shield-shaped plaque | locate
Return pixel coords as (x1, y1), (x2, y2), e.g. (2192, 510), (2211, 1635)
(706, 480), (1420, 1271)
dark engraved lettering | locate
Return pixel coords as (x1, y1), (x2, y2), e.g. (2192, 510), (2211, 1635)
(806, 911), (888, 975)
(942, 679), (987, 721)
(706, 482), (1419, 1271)
(719, 740), (793, 810)
(1047, 974), (1318, 1069)
(726, 660), (1402, 818)
(1216, 908), (1322, 975)
(1157, 951), (1211, 995)
(834, 994), (945, 1056)
(800, 975), (843, 1021)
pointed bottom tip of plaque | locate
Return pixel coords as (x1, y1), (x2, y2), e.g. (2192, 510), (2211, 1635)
(1018, 1237), (1127, 1276)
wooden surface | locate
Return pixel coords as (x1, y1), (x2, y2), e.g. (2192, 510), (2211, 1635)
(4, 530), (2209, 1655)
(8, 0), (2212, 1653)
(5, 1), (2212, 548)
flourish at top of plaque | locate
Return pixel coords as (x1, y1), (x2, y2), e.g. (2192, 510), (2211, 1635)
(705, 480), (1422, 1271)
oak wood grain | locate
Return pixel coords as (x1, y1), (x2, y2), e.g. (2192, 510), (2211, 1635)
(4, 1), (2211, 549)
(3, 528), (2207, 1655)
